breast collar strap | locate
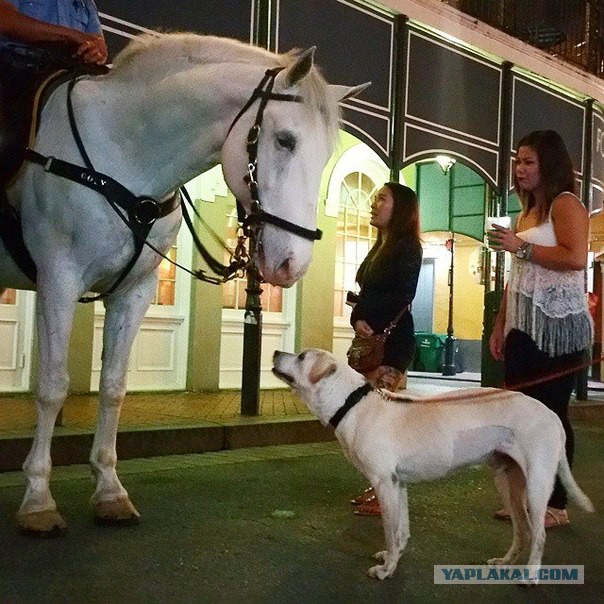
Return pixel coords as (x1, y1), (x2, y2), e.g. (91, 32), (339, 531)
(329, 382), (374, 429)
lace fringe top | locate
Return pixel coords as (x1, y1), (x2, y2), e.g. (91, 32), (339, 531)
(504, 194), (593, 357)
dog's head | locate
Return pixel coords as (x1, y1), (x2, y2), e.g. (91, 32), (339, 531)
(272, 349), (367, 422)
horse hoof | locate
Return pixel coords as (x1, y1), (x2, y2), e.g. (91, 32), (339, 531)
(16, 510), (67, 537)
(94, 498), (140, 526)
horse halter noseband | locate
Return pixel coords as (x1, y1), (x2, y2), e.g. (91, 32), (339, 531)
(227, 67), (323, 243)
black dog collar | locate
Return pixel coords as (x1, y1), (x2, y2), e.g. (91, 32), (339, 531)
(329, 382), (374, 429)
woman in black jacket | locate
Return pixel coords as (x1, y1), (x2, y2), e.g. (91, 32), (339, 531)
(349, 182), (422, 515)
(350, 182), (422, 390)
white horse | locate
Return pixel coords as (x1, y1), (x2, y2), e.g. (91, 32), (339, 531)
(0, 32), (366, 534)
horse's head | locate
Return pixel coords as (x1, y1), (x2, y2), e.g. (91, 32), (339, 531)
(221, 48), (369, 287)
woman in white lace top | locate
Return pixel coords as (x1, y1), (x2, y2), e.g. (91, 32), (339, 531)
(487, 129), (593, 529)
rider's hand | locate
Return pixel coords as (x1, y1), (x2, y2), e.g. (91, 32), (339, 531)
(73, 33), (107, 65)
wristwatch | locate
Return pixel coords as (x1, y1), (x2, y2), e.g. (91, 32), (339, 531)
(515, 241), (533, 261)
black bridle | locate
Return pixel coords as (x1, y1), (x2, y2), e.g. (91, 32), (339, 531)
(227, 67), (323, 243)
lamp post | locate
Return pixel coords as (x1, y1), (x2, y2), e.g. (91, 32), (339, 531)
(240, 237), (263, 416)
(442, 236), (457, 375)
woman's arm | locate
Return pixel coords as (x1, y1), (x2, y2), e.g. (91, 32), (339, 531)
(0, 0), (107, 64)
(488, 193), (588, 271)
(543, 194), (589, 270)
(489, 286), (507, 361)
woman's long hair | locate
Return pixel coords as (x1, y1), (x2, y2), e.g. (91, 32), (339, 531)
(513, 130), (577, 222)
(356, 182), (421, 285)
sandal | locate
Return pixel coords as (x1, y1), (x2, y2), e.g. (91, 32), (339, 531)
(350, 486), (375, 506)
(493, 508), (512, 521)
(353, 498), (381, 516)
(544, 507), (569, 529)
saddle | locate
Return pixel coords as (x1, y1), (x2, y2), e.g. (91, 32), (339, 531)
(0, 42), (108, 186)
(0, 43), (109, 282)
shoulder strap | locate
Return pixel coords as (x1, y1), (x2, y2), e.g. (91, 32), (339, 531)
(383, 305), (409, 336)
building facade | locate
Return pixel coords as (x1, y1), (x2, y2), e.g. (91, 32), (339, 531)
(1, 0), (603, 393)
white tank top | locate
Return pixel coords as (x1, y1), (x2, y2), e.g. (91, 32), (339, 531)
(505, 193), (593, 356)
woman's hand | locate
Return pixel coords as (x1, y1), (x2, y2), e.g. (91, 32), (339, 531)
(489, 323), (505, 361)
(486, 224), (524, 254)
(354, 320), (374, 338)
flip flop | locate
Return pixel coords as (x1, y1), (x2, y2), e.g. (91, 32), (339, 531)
(350, 486), (375, 506)
(353, 500), (381, 516)
(544, 507), (569, 528)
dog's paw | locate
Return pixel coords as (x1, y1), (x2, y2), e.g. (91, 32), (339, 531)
(487, 557), (505, 566)
(373, 550), (387, 562)
(518, 576), (539, 588)
(367, 563), (394, 580)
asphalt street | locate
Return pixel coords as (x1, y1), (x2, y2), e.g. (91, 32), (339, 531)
(0, 420), (602, 604)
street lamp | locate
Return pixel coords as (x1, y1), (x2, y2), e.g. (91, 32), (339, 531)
(435, 155), (456, 175)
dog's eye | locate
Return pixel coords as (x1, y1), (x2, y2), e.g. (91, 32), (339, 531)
(297, 351), (307, 361)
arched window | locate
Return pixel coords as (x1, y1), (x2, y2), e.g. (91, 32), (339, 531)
(333, 171), (378, 317)
(328, 143), (388, 320)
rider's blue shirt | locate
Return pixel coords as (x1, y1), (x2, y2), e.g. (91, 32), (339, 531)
(4, 0), (102, 35)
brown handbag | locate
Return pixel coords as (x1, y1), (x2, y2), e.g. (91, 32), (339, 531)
(347, 306), (408, 373)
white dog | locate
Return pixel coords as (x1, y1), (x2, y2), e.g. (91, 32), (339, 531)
(272, 349), (594, 580)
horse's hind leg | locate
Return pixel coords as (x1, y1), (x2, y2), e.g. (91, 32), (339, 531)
(17, 283), (79, 535)
(89, 275), (157, 525)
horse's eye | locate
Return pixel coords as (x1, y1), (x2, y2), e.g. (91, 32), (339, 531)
(276, 131), (296, 152)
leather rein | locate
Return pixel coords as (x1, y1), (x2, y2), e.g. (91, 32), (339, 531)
(24, 67), (321, 301)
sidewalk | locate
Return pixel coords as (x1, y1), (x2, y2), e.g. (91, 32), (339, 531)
(1, 373), (602, 471)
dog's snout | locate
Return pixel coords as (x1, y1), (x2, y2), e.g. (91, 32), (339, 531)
(273, 350), (284, 363)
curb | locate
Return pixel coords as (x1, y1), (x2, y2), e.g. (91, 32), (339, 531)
(0, 417), (335, 472)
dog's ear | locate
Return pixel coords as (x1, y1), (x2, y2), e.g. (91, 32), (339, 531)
(308, 355), (337, 385)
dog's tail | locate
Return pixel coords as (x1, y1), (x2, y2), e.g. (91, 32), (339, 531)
(557, 455), (595, 512)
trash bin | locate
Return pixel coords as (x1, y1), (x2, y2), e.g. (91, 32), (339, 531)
(414, 333), (445, 372)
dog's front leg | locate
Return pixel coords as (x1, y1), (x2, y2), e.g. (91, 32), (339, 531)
(367, 481), (409, 580)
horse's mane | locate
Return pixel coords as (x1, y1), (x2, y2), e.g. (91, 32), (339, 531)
(109, 33), (340, 144)
(112, 32), (278, 73)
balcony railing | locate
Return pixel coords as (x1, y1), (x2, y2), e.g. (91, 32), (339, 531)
(441, 0), (604, 79)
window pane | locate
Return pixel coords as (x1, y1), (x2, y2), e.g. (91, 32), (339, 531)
(153, 247), (177, 306)
(333, 289), (344, 316)
(0, 289), (16, 304)
(221, 211), (283, 312)
(222, 280), (237, 309)
(237, 282), (247, 309)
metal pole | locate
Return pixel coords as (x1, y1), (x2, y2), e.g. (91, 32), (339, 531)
(576, 98), (595, 401)
(442, 236), (457, 376)
(241, 239), (263, 415)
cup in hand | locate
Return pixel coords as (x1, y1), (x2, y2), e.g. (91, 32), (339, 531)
(485, 216), (511, 249)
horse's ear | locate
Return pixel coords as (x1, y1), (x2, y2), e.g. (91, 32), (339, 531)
(329, 82), (371, 103)
(281, 46), (316, 88)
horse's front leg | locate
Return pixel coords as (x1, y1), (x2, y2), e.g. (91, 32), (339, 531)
(17, 280), (79, 535)
(90, 275), (157, 525)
